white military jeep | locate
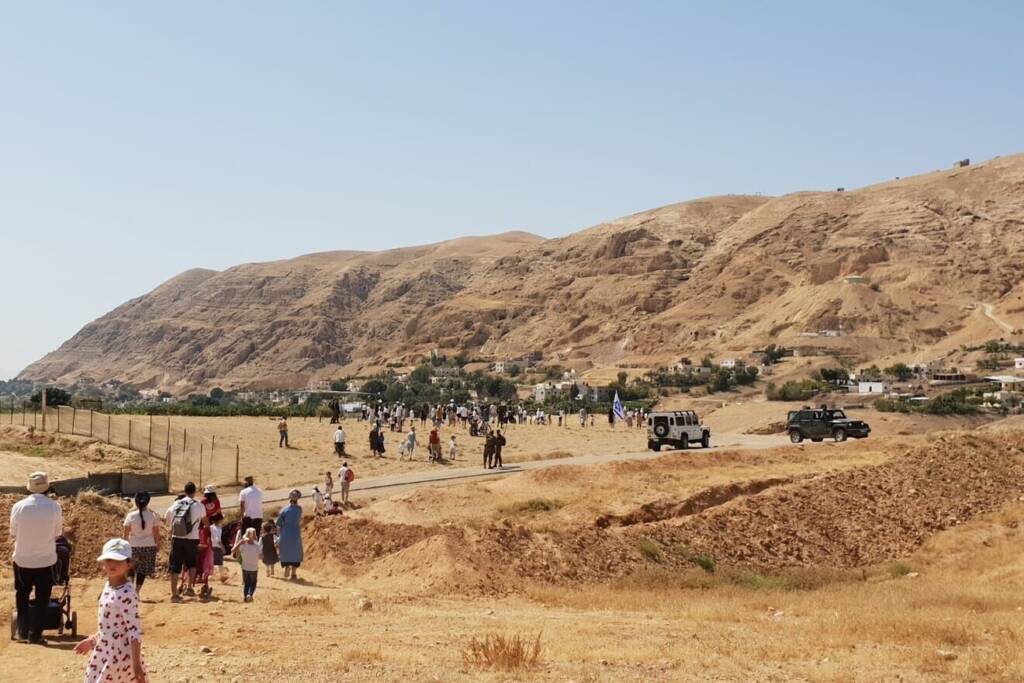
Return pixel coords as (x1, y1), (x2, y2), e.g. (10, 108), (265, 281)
(647, 410), (710, 451)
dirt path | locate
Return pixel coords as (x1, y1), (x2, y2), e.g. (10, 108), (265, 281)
(981, 302), (1015, 334)
(150, 432), (790, 514)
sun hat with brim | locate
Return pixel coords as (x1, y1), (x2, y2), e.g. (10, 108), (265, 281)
(97, 538), (133, 562)
(27, 471), (49, 494)
(203, 485), (216, 495)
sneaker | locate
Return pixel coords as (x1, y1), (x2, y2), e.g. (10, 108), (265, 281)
(184, 587), (196, 597)
(170, 595), (183, 603)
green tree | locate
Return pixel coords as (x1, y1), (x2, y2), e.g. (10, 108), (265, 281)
(883, 363), (914, 381)
(508, 365), (522, 378)
(330, 379), (348, 392)
(209, 387), (225, 400)
(30, 388), (72, 407)
(617, 371), (629, 386)
(362, 379), (387, 396)
(409, 365), (432, 384)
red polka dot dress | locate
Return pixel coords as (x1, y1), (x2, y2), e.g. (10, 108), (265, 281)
(85, 582), (147, 683)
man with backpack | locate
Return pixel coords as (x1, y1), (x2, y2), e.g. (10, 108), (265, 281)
(166, 482), (207, 602)
(338, 462), (355, 505)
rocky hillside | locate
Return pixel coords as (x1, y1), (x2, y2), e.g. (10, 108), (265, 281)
(19, 154), (1024, 393)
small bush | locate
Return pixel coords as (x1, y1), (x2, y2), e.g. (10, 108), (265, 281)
(691, 553), (716, 574)
(462, 632), (543, 671)
(636, 538), (663, 563)
(499, 498), (564, 514)
(887, 561), (915, 578)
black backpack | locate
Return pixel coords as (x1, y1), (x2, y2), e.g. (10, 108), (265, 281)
(171, 498), (196, 537)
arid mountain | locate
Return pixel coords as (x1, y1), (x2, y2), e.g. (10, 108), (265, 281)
(20, 154), (1024, 393)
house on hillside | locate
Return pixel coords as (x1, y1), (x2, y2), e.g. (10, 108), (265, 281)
(929, 369), (968, 384)
(719, 359), (737, 369)
(1015, 358), (1024, 370)
(986, 375), (1024, 392)
(857, 380), (889, 394)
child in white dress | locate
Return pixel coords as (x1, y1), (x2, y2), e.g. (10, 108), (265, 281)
(76, 538), (147, 682)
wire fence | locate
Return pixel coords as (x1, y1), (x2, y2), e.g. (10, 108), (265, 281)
(0, 400), (240, 490)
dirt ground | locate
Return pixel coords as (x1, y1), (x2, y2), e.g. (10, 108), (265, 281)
(0, 426), (158, 485)
(1, 427), (1022, 681)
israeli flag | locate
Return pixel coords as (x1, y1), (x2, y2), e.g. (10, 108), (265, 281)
(612, 391), (626, 422)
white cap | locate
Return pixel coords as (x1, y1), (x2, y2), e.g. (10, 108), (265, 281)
(27, 471), (49, 494)
(97, 538), (133, 562)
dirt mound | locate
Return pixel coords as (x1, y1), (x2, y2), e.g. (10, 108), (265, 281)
(745, 421), (787, 435)
(637, 432), (1024, 570)
(302, 516), (437, 573)
(0, 492), (131, 578)
(595, 476), (796, 527)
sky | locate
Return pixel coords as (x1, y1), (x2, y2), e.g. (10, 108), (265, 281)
(1, 1), (1022, 379)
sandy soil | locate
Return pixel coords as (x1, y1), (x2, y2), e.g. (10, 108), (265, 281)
(0, 426), (158, 486)
(1, 429), (1022, 681)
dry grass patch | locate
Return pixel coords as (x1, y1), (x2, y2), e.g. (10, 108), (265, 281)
(497, 497), (564, 515)
(461, 632), (543, 671)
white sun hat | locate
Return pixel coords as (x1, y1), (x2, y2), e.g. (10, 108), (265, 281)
(97, 538), (133, 562)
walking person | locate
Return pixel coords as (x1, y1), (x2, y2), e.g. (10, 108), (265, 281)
(405, 426), (417, 460)
(260, 521), (278, 577)
(312, 486), (325, 516)
(123, 491), (160, 598)
(276, 490), (304, 580)
(238, 476), (264, 536)
(278, 416), (289, 448)
(75, 538), (147, 682)
(165, 482), (206, 602)
(448, 434), (458, 461)
(232, 528), (261, 603)
(9, 471), (62, 645)
(333, 424), (347, 457)
(493, 430), (507, 469)
(483, 433), (494, 469)
(323, 470), (334, 501)
(338, 462), (354, 505)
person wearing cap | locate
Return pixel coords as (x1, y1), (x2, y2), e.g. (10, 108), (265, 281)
(75, 538), (147, 682)
(231, 527), (261, 603)
(275, 490), (304, 581)
(238, 476), (263, 536)
(9, 471), (62, 644)
(165, 482), (207, 602)
(123, 491), (161, 597)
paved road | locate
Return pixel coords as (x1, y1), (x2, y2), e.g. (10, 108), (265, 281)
(151, 433), (787, 515)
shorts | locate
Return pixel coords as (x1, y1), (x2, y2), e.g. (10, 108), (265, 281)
(213, 548), (224, 566)
(169, 537), (199, 573)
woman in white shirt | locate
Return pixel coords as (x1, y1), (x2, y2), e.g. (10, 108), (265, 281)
(123, 491), (161, 596)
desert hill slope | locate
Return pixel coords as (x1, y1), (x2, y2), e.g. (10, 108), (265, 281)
(19, 154), (1024, 393)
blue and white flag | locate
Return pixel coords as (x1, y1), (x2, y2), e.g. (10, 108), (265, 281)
(612, 391), (626, 422)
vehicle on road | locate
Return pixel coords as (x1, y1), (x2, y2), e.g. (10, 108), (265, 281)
(647, 410), (710, 451)
(787, 407), (870, 443)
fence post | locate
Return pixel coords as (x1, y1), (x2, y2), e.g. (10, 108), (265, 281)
(41, 388), (46, 432)
(72, 407), (77, 435)
(165, 418), (170, 457)
(148, 415), (153, 457)
(89, 410), (94, 437)
(107, 414), (111, 444)
(235, 445), (240, 485)
(211, 436), (215, 477)
(128, 420), (133, 450)
(199, 443), (204, 489)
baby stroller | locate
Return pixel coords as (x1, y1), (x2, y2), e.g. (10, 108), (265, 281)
(10, 535), (78, 640)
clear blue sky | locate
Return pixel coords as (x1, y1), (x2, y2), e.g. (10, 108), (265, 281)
(1, 1), (1021, 379)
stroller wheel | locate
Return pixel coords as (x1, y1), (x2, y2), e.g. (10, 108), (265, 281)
(9, 610), (16, 641)
(71, 612), (78, 638)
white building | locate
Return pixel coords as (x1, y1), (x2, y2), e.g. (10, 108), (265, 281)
(1015, 358), (1024, 370)
(857, 380), (889, 394)
(986, 375), (1024, 392)
(720, 359), (737, 369)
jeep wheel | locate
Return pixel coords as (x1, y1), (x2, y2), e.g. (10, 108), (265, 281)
(789, 430), (803, 444)
(679, 438), (688, 449)
(701, 432), (710, 449)
(834, 428), (847, 443)
(650, 442), (661, 452)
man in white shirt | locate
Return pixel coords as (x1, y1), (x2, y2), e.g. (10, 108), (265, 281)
(166, 481), (207, 602)
(338, 462), (353, 505)
(238, 476), (264, 536)
(333, 425), (347, 457)
(9, 471), (62, 644)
